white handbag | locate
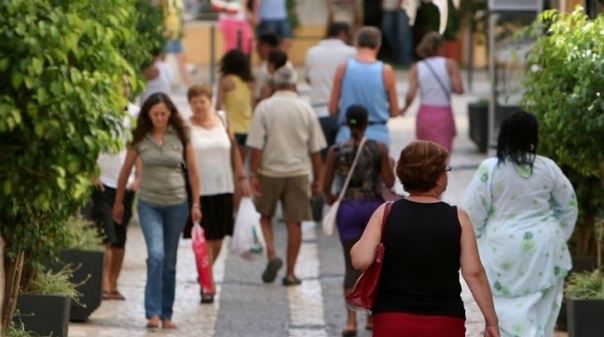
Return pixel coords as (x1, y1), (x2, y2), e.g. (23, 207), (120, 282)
(322, 137), (367, 236)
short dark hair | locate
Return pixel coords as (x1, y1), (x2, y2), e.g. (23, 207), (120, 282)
(327, 22), (350, 38)
(258, 33), (279, 48)
(396, 141), (449, 193)
(497, 110), (539, 170)
(345, 105), (368, 129)
(268, 49), (288, 69)
(355, 26), (381, 49)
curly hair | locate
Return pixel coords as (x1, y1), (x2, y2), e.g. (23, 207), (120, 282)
(220, 49), (253, 82)
(132, 92), (189, 146)
(396, 140), (449, 193)
(497, 110), (539, 171)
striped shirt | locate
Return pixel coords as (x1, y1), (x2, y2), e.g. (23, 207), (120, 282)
(304, 39), (356, 117)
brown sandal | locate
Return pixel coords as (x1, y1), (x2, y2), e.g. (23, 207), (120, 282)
(162, 320), (177, 329)
(109, 291), (126, 300)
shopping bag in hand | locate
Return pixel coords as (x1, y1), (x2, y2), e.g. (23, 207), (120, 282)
(192, 223), (213, 294)
(231, 197), (265, 260)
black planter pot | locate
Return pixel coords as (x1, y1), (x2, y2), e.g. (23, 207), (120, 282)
(567, 297), (604, 337)
(14, 294), (70, 337)
(467, 103), (488, 153)
(557, 256), (598, 331)
(467, 104), (520, 153)
(58, 249), (105, 322)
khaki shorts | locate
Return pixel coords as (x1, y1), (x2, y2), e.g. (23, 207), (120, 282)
(254, 174), (312, 222)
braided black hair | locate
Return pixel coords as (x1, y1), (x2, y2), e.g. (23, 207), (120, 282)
(496, 110), (539, 171)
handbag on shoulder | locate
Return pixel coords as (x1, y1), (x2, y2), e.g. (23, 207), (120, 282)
(322, 137), (367, 236)
(345, 201), (393, 312)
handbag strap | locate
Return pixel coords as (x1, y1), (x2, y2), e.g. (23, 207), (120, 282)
(380, 201), (393, 241)
(336, 137), (367, 201)
(423, 60), (450, 103)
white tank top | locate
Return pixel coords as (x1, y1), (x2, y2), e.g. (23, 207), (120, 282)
(418, 57), (452, 107)
(189, 112), (234, 196)
(140, 61), (173, 104)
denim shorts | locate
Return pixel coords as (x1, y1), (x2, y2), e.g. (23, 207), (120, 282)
(257, 19), (293, 38)
(234, 133), (248, 147)
(165, 39), (184, 54)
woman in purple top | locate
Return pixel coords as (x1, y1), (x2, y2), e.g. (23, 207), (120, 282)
(322, 105), (395, 337)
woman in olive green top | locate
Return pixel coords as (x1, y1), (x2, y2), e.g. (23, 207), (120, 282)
(113, 93), (201, 330)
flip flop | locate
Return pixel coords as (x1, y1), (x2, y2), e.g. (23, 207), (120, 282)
(341, 328), (357, 337)
(201, 293), (214, 304)
(110, 291), (126, 300)
(102, 290), (111, 300)
(162, 320), (177, 329)
(261, 258), (283, 283)
(282, 277), (302, 286)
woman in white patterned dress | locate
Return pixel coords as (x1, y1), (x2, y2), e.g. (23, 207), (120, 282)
(462, 111), (578, 337)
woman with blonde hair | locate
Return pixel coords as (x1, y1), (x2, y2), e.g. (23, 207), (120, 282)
(402, 32), (464, 153)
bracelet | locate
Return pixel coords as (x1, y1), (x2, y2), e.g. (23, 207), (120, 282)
(237, 176), (247, 181)
(192, 204), (200, 209)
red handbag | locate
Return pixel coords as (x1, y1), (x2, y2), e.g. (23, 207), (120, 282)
(192, 223), (213, 295)
(345, 201), (393, 312)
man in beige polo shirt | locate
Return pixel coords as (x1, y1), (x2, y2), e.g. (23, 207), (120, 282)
(246, 65), (326, 286)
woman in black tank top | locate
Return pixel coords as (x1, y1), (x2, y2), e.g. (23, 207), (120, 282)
(350, 140), (501, 337)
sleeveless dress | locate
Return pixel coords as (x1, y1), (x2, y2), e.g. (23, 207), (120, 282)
(416, 56), (456, 152)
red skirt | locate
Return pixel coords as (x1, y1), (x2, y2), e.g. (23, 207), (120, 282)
(373, 312), (465, 337)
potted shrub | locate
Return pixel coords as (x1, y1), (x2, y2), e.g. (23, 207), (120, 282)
(5, 322), (33, 337)
(53, 215), (105, 322)
(564, 219), (604, 337)
(565, 270), (604, 337)
(520, 7), (604, 335)
(14, 265), (82, 337)
(0, 0), (165, 331)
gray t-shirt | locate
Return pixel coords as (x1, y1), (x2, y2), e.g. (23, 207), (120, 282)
(135, 126), (188, 206)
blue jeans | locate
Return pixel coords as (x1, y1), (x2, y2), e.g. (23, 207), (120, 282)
(382, 9), (413, 66)
(137, 200), (189, 320)
(257, 19), (293, 38)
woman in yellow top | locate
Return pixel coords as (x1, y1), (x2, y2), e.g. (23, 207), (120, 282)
(159, 0), (193, 87)
(216, 49), (255, 162)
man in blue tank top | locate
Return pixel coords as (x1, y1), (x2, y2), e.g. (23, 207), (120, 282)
(328, 26), (402, 148)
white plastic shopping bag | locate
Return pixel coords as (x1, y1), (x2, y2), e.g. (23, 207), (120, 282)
(231, 197), (265, 260)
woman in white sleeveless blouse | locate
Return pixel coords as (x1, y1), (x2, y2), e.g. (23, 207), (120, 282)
(402, 32), (463, 153)
(186, 84), (250, 303)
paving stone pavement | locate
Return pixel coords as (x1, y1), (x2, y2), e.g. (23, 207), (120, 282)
(69, 69), (568, 336)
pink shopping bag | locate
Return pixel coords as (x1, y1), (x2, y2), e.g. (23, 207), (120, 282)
(192, 223), (213, 295)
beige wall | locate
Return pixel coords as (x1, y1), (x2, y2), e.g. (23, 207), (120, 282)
(182, 22), (325, 67)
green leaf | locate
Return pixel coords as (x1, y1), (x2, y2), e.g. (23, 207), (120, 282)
(31, 57), (43, 75)
(3, 180), (12, 195)
(11, 72), (23, 88)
